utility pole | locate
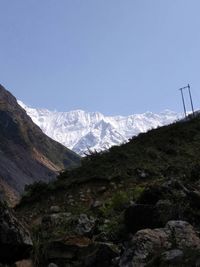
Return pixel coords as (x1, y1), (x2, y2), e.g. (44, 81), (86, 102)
(179, 86), (187, 118)
(179, 84), (195, 118)
(187, 84), (195, 116)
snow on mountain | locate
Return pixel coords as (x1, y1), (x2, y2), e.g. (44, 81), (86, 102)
(17, 100), (182, 156)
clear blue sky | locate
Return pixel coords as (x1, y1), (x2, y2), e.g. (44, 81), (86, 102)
(1, 0), (200, 115)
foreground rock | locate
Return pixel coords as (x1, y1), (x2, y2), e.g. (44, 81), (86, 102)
(120, 220), (200, 267)
(0, 201), (32, 264)
(45, 236), (119, 267)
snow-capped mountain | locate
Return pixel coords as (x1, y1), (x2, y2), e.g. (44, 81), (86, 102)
(18, 101), (182, 156)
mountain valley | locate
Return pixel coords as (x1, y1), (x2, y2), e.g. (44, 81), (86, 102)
(1, 85), (200, 266)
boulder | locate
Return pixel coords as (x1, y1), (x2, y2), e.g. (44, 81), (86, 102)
(76, 214), (96, 236)
(120, 220), (200, 267)
(0, 202), (32, 264)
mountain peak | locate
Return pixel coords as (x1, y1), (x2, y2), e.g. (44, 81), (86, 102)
(18, 101), (182, 156)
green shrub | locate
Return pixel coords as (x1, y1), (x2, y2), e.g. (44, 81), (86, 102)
(131, 185), (145, 201)
(100, 191), (129, 217)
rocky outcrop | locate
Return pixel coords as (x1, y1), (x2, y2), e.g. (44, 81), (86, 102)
(0, 202), (32, 264)
(125, 179), (200, 234)
(120, 220), (200, 267)
(76, 214), (96, 236)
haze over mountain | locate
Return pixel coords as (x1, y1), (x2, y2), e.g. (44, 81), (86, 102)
(18, 101), (182, 156)
(0, 85), (80, 204)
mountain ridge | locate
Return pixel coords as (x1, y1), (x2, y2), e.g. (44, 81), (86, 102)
(0, 85), (80, 204)
(18, 100), (182, 156)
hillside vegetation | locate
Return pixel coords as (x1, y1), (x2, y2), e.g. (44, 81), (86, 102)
(16, 114), (200, 266)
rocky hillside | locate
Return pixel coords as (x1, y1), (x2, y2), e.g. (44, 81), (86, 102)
(18, 100), (181, 156)
(0, 85), (80, 204)
(12, 113), (200, 266)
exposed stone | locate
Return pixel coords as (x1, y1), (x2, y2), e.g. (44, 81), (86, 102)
(166, 220), (200, 250)
(76, 214), (96, 236)
(120, 220), (200, 267)
(50, 205), (61, 213)
(161, 249), (184, 264)
(0, 202), (32, 264)
(92, 200), (103, 208)
(46, 237), (119, 267)
(136, 169), (149, 179)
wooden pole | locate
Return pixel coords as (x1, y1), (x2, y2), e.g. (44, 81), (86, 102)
(187, 84), (195, 116)
(179, 87), (187, 118)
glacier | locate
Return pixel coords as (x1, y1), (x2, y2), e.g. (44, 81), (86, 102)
(18, 101), (182, 156)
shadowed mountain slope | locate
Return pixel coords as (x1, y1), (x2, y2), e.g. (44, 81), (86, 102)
(0, 84), (80, 203)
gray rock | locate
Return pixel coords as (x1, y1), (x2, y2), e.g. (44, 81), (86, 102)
(50, 205), (60, 213)
(76, 214), (96, 236)
(120, 220), (200, 267)
(166, 220), (200, 250)
(92, 200), (102, 208)
(136, 169), (149, 179)
(161, 249), (183, 264)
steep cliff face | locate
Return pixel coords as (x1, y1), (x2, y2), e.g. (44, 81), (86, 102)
(0, 84), (80, 203)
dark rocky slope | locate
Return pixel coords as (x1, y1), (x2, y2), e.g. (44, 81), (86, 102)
(0, 84), (80, 204)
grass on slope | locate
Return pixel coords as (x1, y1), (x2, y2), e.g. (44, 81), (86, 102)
(19, 115), (200, 207)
